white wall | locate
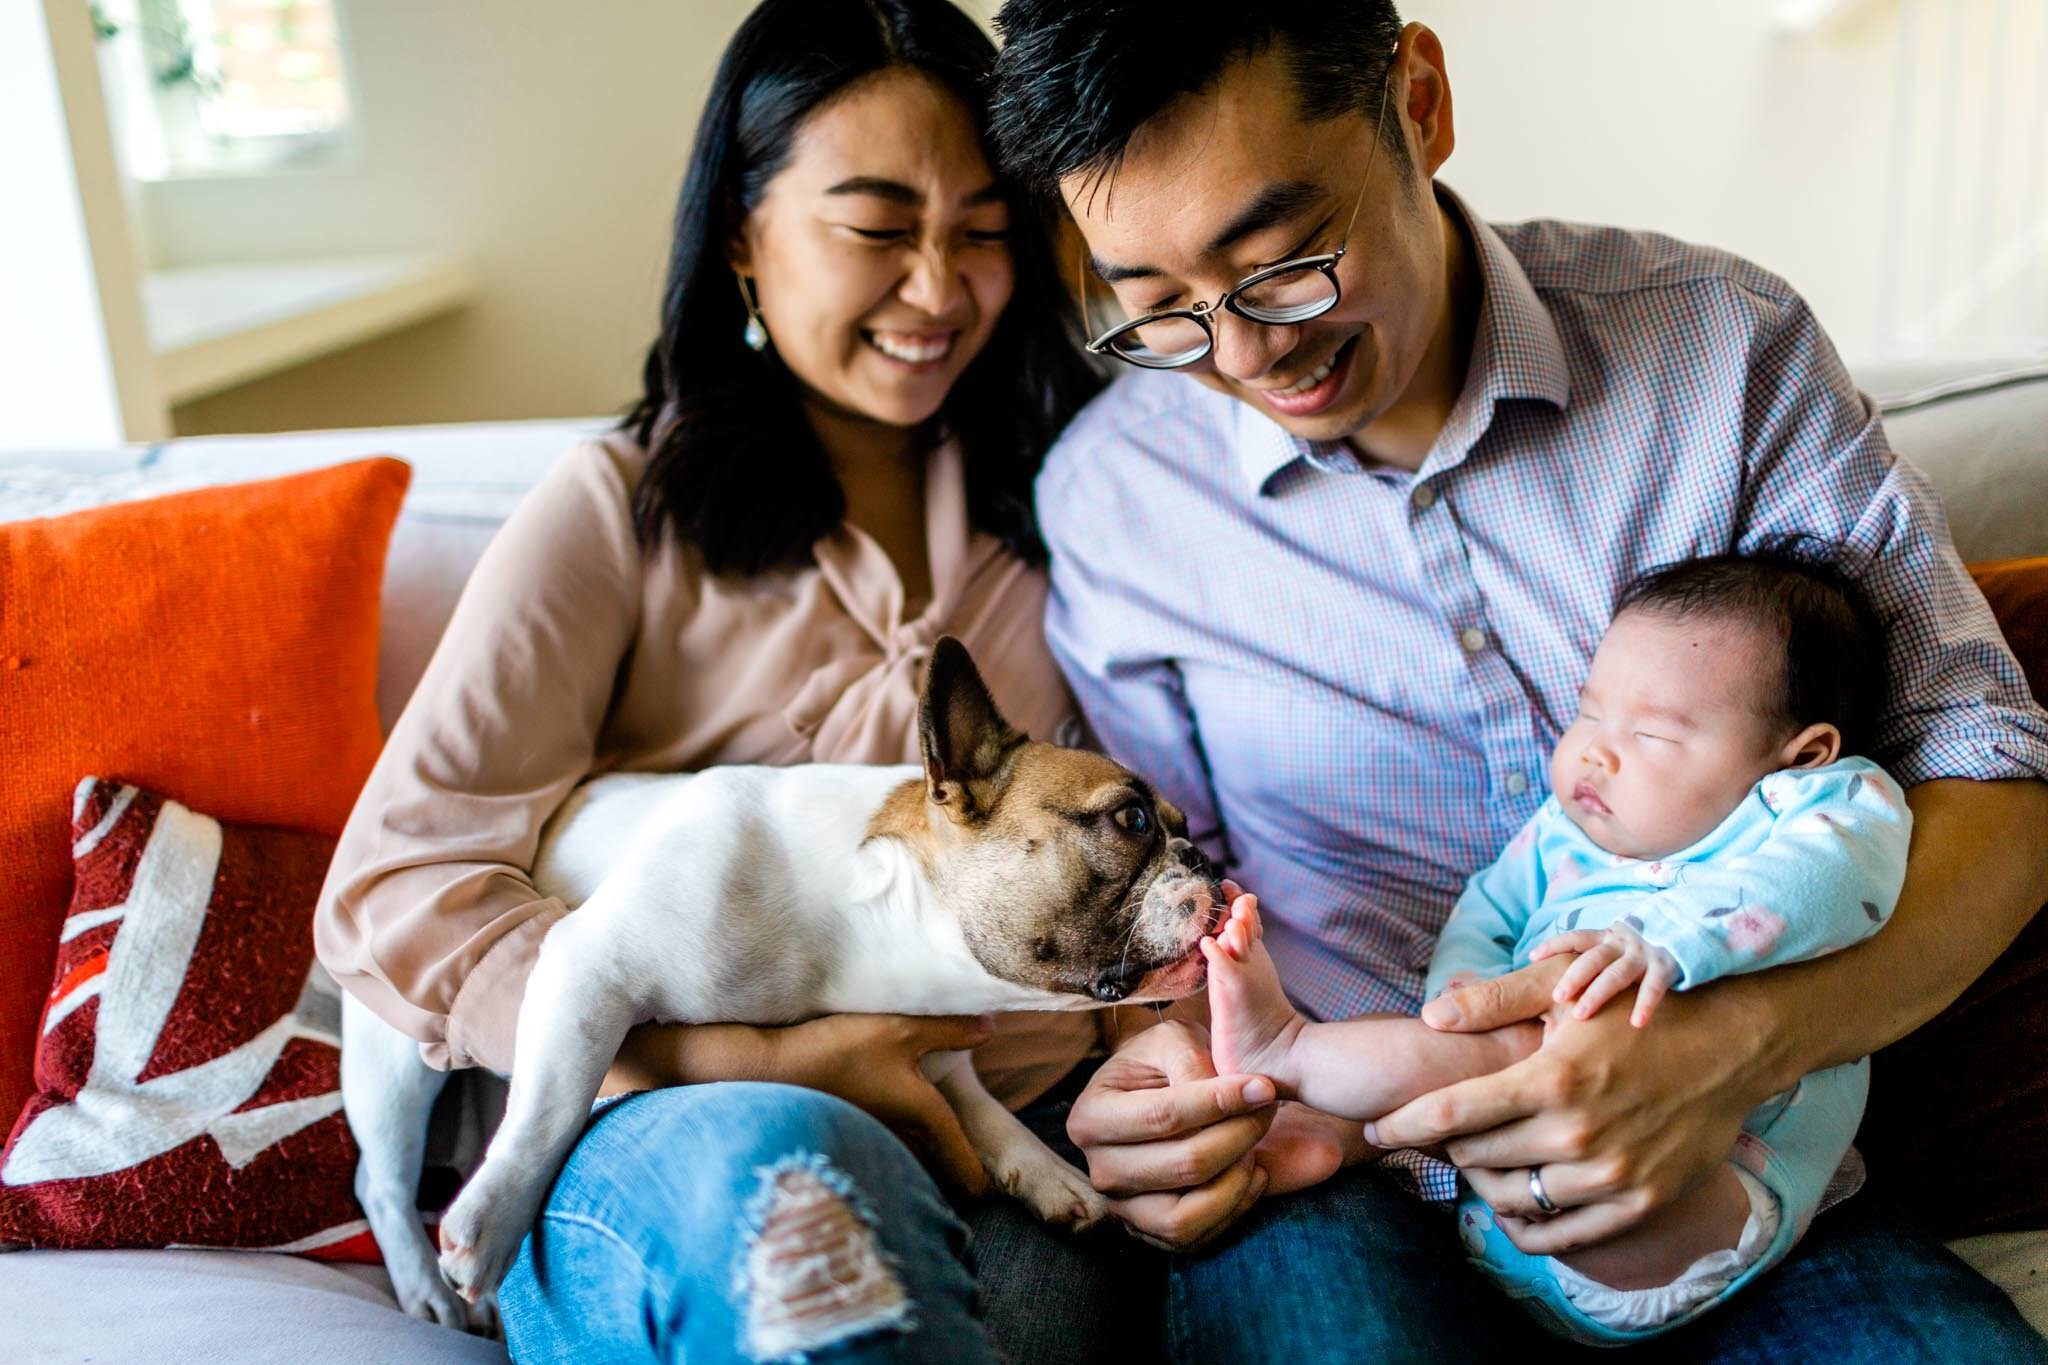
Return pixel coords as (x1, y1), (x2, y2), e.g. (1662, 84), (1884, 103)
(156, 0), (2043, 436)
(1406, 0), (2047, 361)
(156, 0), (753, 435)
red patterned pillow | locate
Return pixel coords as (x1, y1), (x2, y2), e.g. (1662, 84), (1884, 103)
(0, 778), (377, 1260)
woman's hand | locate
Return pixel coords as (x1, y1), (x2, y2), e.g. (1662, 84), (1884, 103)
(604, 1012), (997, 1197)
(1367, 959), (1780, 1254)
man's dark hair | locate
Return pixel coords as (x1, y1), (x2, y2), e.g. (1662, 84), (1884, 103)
(1614, 550), (1888, 754)
(989, 1), (1407, 197)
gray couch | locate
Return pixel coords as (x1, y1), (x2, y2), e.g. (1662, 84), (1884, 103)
(3, 356), (2044, 1359)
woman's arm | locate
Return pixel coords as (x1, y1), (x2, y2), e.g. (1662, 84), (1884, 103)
(1367, 776), (2048, 1253)
(314, 440), (644, 1074)
(605, 1014), (999, 1194)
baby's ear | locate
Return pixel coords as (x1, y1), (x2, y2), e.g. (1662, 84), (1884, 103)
(1781, 722), (1842, 770)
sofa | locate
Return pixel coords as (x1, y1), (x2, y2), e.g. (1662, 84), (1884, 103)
(2, 355), (2044, 1360)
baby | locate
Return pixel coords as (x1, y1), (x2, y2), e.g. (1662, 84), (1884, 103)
(1203, 552), (1912, 1346)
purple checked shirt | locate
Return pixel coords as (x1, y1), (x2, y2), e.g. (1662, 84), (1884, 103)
(1039, 186), (2048, 1044)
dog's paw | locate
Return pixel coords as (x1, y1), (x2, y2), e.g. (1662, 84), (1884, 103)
(436, 1181), (532, 1306)
(995, 1148), (1110, 1232)
(464, 1292), (502, 1341)
(390, 1252), (473, 1330)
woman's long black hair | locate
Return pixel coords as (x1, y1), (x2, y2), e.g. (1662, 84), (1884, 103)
(622, 0), (1100, 574)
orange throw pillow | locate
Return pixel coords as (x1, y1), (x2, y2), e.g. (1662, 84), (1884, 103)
(0, 457), (408, 1125)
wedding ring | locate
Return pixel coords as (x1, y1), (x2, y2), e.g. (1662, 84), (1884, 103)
(1528, 1167), (1560, 1216)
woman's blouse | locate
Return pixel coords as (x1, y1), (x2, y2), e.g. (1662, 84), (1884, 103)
(315, 433), (1097, 1105)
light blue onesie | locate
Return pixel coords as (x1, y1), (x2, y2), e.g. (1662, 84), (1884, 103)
(1424, 757), (1912, 1345)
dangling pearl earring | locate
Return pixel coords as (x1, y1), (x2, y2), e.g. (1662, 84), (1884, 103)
(736, 273), (769, 352)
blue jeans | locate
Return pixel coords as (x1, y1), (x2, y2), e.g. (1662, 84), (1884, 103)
(499, 1083), (1001, 1362)
(501, 1072), (2046, 1363)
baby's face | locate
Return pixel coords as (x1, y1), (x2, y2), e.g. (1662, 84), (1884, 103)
(1550, 609), (1792, 860)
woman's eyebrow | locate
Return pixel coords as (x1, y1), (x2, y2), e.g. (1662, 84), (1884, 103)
(823, 176), (1005, 207)
(825, 176), (922, 204)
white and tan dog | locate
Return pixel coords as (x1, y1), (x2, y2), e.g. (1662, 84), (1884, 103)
(340, 637), (1221, 1322)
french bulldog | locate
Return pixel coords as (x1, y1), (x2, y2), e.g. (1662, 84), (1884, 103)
(339, 636), (1221, 1322)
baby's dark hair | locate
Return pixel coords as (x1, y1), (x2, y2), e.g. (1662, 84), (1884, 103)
(1613, 550), (1887, 754)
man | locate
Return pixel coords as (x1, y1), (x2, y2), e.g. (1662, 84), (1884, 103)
(974, 2), (2048, 1359)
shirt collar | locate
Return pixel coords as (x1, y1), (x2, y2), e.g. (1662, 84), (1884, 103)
(1231, 183), (1570, 496)
(1429, 185), (1570, 465)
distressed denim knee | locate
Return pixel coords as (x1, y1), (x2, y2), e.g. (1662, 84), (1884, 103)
(498, 1081), (1000, 1364)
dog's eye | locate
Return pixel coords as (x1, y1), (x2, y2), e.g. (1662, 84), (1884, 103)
(1113, 803), (1152, 836)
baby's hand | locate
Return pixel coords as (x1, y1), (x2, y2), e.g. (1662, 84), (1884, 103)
(1200, 891), (1303, 1083)
(1531, 922), (1680, 1028)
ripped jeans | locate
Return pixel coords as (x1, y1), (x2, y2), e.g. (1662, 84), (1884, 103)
(498, 1074), (2048, 1364)
(497, 1083), (997, 1363)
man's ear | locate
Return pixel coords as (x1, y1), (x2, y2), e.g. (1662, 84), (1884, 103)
(1779, 722), (1842, 770)
(1399, 23), (1457, 180)
(919, 637), (1025, 820)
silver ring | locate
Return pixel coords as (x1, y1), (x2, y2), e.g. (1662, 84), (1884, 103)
(1528, 1167), (1560, 1216)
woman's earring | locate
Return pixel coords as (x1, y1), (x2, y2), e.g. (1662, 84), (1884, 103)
(736, 274), (769, 352)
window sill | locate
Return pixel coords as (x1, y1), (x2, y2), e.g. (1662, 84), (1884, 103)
(142, 253), (474, 404)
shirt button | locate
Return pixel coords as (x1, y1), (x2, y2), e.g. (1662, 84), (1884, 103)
(1459, 626), (1488, 654)
(1411, 483), (1437, 510)
(1504, 772), (1529, 795)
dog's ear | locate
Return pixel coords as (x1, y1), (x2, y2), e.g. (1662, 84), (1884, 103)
(919, 637), (1025, 820)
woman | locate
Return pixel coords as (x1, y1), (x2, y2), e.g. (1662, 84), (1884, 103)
(315, 1), (1101, 1358)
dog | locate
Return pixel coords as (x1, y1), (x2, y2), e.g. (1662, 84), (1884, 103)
(339, 636), (1222, 1323)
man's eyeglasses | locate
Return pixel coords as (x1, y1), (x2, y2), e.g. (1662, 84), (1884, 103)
(1077, 69), (1395, 371)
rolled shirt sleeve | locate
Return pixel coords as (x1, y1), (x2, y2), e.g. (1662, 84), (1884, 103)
(1733, 288), (2048, 786)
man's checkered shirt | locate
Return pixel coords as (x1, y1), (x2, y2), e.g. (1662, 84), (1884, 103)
(1036, 188), (2048, 1200)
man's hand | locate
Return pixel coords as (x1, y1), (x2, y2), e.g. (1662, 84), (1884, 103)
(1065, 1018), (1280, 1251)
(1369, 958), (1773, 1253)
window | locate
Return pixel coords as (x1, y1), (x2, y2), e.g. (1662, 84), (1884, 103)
(94, 0), (355, 179)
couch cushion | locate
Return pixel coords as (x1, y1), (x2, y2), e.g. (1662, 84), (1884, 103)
(0, 459), (407, 1125)
(0, 1248), (505, 1362)
(1866, 359), (2048, 564)
(1950, 1231), (2048, 1338)
(151, 421), (606, 727)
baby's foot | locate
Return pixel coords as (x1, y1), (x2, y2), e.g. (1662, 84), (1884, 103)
(1201, 894), (1305, 1088)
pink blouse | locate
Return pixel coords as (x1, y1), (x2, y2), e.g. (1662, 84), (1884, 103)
(315, 433), (1100, 1105)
